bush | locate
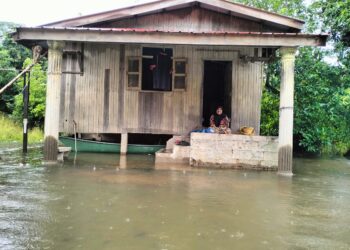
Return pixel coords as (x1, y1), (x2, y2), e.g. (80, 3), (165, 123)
(0, 112), (43, 143)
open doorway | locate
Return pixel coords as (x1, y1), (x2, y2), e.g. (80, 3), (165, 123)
(202, 60), (232, 127)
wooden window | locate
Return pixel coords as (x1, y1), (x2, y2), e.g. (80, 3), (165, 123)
(173, 58), (187, 90)
(127, 57), (141, 89)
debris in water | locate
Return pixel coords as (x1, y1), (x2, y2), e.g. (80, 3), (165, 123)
(197, 233), (201, 236)
(235, 231), (244, 239)
(183, 170), (186, 175)
(230, 232), (245, 239)
(125, 218), (131, 223)
(65, 206), (71, 210)
(221, 229), (226, 233)
(109, 226), (114, 230)
(93, 166), (96, 171)
(234, 210), (240, 215)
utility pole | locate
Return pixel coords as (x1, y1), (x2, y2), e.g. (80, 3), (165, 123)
(23, 71), (30, 153)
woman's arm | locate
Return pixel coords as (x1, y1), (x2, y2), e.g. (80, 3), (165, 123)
(210, 115), (216, 127)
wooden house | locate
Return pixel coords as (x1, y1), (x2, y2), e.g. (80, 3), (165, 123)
(13, 0), (327, 174)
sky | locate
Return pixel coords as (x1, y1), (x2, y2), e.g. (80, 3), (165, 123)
(0, 0), (155, 26)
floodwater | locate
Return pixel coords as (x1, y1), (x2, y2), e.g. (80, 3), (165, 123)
(1, 146), (350, 250)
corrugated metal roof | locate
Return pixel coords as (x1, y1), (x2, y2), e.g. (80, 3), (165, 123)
(31, 26), (327, 38)
(42, 0), (305, 30)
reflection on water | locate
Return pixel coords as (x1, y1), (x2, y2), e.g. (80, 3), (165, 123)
(1, 146), (350, 250)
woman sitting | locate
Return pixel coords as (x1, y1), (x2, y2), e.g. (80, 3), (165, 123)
(210, 106), (231, 134)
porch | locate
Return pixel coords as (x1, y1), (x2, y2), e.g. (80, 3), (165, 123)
(156, 133), (278, 170)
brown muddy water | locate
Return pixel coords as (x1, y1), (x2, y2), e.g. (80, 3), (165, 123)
(0, 145), (350, 250)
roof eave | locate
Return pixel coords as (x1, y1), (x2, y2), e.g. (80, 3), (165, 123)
(14, 27), (328, 47)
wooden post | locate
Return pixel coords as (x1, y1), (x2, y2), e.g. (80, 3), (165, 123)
(23, 72), (30, 153)
(121, 132), (128, 155)
(278, 47), (296, 176)
(119, 155), (127, 169)
(43, 41), (65, 163)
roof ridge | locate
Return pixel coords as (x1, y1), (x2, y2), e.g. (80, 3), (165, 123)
(40, 0), (304, 29)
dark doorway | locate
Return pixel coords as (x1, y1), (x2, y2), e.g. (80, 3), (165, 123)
(202, 61), (232, 127)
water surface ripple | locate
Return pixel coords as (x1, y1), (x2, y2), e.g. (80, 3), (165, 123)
(0, 147), (349, 249)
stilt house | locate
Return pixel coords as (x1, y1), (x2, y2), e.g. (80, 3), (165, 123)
(13, 0), (327, 174)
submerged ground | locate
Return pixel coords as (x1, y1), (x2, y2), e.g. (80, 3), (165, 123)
(0, 145), (350, 250)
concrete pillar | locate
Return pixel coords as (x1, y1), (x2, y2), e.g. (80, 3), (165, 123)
(121, 132), (128, 155)
(43, 41), (65, 163)
(278, 47), (297, 176)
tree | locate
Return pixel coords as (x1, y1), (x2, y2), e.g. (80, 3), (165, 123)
(0, 48), (17, 113)
(12, 58), (47, 128)
(234, 0), (307, 19)
(0, 23), (31, 114)
(233, 0), (350, 155)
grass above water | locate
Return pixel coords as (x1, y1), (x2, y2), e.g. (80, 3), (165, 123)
(0, 113), (43, 144)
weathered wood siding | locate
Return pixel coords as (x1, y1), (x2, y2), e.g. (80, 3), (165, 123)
(59, 43), (263, 135)
(94, 7), (291, 33)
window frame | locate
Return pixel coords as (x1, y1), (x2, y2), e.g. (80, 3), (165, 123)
(172, 58), (187, 91)
(126, 47), (188, 92)
(126, 56), (142, 90)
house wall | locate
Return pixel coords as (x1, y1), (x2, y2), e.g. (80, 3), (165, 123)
(59, 42), (263, 135)
(93, 6), (292, 33)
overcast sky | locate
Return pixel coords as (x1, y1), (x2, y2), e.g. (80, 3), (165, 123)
(1, 0), (155, 26)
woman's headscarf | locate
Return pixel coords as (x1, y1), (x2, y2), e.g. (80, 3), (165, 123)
(213, 106), (227, 127)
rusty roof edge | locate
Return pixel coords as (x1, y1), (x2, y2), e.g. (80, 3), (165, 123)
(16, 26), (329, 37)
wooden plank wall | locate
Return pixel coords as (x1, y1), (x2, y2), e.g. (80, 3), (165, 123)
(97, 6), (288, 33)
(59, 43), (263, 135)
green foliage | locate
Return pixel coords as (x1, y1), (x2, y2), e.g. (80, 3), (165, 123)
(1, 23), (46, 128)
(0, 49), (17, 113)
(0, 112), (43, 143)
(234, 0), (307, 19)
(294, 48), (350, 155)
(236, 0), (350, 155)
(0, 21), (16, 41)
(12, 58), (47, 127)
(260, 61), (281, 136)
(311, 0), (350, 66)
(260, 89), (279, 136)
(0, 23), (31, 114)
(311, 0), (350, 43)
(2, 33), (31, 70)
(261, 47), (350, 156)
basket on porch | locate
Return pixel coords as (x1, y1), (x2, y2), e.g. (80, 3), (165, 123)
(240, 126), (255, 136)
